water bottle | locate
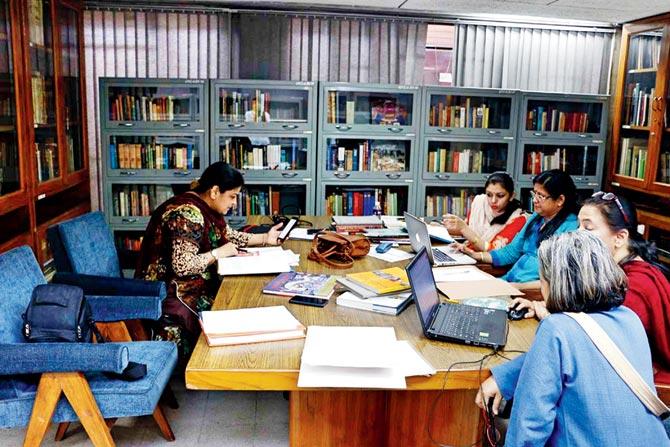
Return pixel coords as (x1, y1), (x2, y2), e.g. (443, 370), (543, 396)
(372, 201), (382, 218)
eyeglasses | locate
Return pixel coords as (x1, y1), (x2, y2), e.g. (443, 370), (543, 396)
(591, 191), (631, 225)
(530, 190), (551, 202)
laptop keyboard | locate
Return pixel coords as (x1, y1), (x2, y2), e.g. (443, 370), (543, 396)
(432, 249), (456, 263)
(432, 304), (481, 339)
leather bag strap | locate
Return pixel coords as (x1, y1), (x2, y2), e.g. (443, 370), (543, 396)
(565, 312), (670, 419)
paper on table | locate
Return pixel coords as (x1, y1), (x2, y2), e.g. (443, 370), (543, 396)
(436, 278), (523, 300)
(367, 245), (414, 263)
(381, 216), (407, 229)
(217, 248), (299, 275)
(395, 340), (437, 377)
(431, 265), (494, 282)
(301, 326), (398, 368)
(426, 224), (454, 243)
(288, 228), (316, 240)
(297, 363), (406, 389)
(200, 305), (303, 336)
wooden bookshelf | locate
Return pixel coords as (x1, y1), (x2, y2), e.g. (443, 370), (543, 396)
(0, 0), (89, 270)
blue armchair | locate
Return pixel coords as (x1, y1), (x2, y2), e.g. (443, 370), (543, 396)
(0, 246), (178, 445)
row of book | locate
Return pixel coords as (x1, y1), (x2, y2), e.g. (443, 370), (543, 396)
(0, 97), (13, 118)
(659, 152), (670, 184)
(31, 75), (53, 125)
(524, 146), (595, 176)
(526, 107), (591, 133)
(327, 92), (409, 126)
(109, 91), (190, 121)
(218, 90), (268, 123)
(230, 187), (280, 216)
(428, 99), (492, 128)
(426, 147), (505, 174)
(629, 34), (662, 70)
(116, 235), (143, 252)
(425, 190), (477, 218)
(112, 185), (175, 217)
(0, 140), (18, 168)
(35, 141), (58, 182)
(326, 188), (403, 216)
(220, 139), (304, 171)
(623, 83), (654, 127)
(325, 142), (406, 172)
(109, 138), (198, 170)
(617, 138), (648, 179)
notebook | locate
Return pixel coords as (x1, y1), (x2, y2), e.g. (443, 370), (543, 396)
(404, 212), (476, 266)
(405, 247), (508, 349)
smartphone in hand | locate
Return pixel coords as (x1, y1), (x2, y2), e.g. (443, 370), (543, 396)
(288, 295), (328, 308)
(277, 218), (298, 243)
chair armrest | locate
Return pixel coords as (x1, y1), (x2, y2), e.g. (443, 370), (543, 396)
(53, 272), (166, 299)
(0, 343), (129, 375)
(86, 294), (163, 321)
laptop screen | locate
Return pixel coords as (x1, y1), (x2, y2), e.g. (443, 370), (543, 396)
(405, 247), (440, 330)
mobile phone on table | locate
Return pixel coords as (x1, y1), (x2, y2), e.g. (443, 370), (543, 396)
(288, 295), (329, 308)
(277, 218), (298, 243)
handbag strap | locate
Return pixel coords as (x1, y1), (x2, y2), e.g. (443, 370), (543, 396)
(565, 312), (670, 419)
(308, 244), (354, 269)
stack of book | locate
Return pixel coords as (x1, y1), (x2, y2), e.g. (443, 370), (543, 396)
(332, 215), (384, 233)
(263, 271), (338, 299)
(336, 267), (412, 316)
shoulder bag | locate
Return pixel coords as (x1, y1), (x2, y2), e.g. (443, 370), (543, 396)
(308, 231), (370, 269)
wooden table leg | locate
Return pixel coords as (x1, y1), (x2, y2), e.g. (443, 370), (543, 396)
(288, 389), (481, 447)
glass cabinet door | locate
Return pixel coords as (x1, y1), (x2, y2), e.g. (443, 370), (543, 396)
(323, 184), (409, 216)
(323, 136), (413, 181)
(423, 139), (510, 181)
(217, 134), (310, 179)
(57, 3), (84, 174)
(615, 28), (663, 181)
(518, 143), (601, 184)
(215, 84), (313, 131)
(28, 0), (59, 183)
(0, 0), (20, 196)
(523, 97), (605, 140)
(323, 86), (418, 134)
(423, 186), (483, 218)
(108, 182), (190, 226)
(653, 29), (670, 190)
(425, 90), (513, 137)
(105, 82), (205, 129)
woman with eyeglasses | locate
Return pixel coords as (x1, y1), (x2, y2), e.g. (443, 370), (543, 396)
(441, 172), (526, 251)
(475, 231), (669, 446)
(459, 169), (579, 289)
(512, 192), (670, 383)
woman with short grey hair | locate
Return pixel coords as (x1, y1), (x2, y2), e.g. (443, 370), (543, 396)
(475, 231), (668, 446)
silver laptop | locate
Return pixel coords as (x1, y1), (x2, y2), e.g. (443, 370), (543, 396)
(404, 212), (476, 267)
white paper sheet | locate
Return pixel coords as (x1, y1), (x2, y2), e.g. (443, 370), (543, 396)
(218, 248), (299, 275)
(367, 245), (415, 263)
(426, 224), (454, 243)
(297, 363), (406, 389)
(288, 228), (316, 240)
(395, 340), (437, 377)
(200, 305), (303, 336)
(431, 265), (493, 282)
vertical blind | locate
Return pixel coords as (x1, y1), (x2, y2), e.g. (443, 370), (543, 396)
(454, 24), (613, 94)
(82, 9), (427, 208)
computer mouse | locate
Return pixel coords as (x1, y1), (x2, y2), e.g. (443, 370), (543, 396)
(507, 304), (529, 321)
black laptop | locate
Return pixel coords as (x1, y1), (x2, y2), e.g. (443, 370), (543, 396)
(405, 247), (508, 349)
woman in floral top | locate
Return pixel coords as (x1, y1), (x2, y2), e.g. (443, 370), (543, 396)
(135, 162), (282, 363)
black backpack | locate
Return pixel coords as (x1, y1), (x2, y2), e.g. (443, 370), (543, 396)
(23, 284), (94, 342)
(22, 283), (147, 381)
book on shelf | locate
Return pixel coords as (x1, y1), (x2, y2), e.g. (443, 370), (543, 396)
(526, 107), (590, 133)
(623, 83), (654, 127)
(28, 0), (44, 46)
(345, 100), (355, 124)
(199, 305), (305, 347)
(219, 89), (279, 123)
(617, 138), (648, 179)
(221, 137), (302, 171)
(109, 87), (194, 122)
(429, 97), (491, 129)
(112, 184), (174, 217)
(109, 136), (197, 170)
(35, 140), (58, 182)
(336, 291), (412, 316)
(338, 266), (410, 298)
(327, 187), (403, 216)
(425, 189), (477, 218)
(326, 140), (406, 172)
(263, 271), (338, 299)
(629, 34), (662, 70)
(660, 152), (670, 184)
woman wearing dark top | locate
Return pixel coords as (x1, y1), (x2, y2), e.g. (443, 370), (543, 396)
(135, 162), (282, 362)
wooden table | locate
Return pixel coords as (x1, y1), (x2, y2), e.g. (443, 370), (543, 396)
(186, 217), (537, 447)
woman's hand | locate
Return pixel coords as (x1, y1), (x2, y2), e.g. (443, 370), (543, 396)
(266, 222), (283, 246)
(475, 376), (503, 415)
(442, 213), (467, 234)
(509, 297), (549, 320)
(213, 242), (238, 258)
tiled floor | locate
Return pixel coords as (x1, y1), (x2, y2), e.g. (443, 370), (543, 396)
(0, 380), (289, 446)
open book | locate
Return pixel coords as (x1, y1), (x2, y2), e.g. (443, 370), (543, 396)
(199, 305), (305, 346)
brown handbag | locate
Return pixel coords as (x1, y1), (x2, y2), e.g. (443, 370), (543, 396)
(307, 231), (371, 269)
